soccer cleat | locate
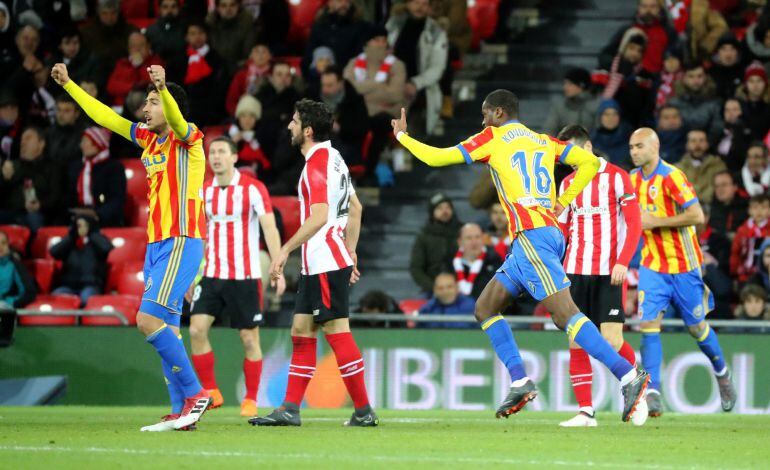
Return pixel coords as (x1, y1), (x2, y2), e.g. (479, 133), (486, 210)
(173, 391), (211, 430)
(631, 397), (649, 426)
(620, 369), (649, 422)
(208, 388), (224, 409)
(344, 409), (379, 427)
(495, 379), (538, 419)
(248, 406), (301, 426)
(140, 414), (179, 432)
(240, 398), (258, 417)
(559, 411), (597, 427)
(646, 389), (663, 418)
(717, 370), (736, 412)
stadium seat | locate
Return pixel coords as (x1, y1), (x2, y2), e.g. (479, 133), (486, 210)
(467, 0), (500, 49)
(0, 224), (30, 255)
(287, 0), (326, 47)
(398, 298), (427, 329)
(19, 294), (80, 326)
(121, 0), (159, 19)
(110, 261), (145, 296)
(103, 227), (147, 266)
(23, 259), (56, 294)
(203, 125), (228, 153)
(271, 196), (301, 240)
(30, 226), (69, 259)
(126, 200), (150, 228)
(121, 158), (148, 205)
(82, 295), (141, 326)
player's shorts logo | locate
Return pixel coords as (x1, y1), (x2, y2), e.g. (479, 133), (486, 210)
(527, 281), (536, 293)
(145, 277), (152, 293)
(253, 313), (263, 322)
(171, 366), (181, 373)
(312, 309), (320, 316)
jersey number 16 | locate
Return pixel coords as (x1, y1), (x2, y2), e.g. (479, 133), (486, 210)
(511, 150), (551, 196)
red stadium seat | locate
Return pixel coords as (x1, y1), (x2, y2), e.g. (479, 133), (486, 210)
(271, 196), (301, 240)
(121, 158), (148, 205)
(398, 298), (427, 329)
(110, 261), (145, 296)
(126, 200), (150, 228)
(19, 294), (80, 326)
(0, 224), (30, 255)
(82, 295), (141, 326)
(121, 0), (159, 19)
(127, 17), (155, 30)
(103, 227), (147, 266)
(287, 0), (327, 46)
(467, 0), (500, 49)
(23, 259), (57, 294)
(30, 226), (69, 259)
(203, 125), (228, 153)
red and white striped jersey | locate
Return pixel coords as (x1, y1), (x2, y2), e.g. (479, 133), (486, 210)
(558, 159), (637, 275)
(298, 141), (355, 275)
(203, 169), (273, 280)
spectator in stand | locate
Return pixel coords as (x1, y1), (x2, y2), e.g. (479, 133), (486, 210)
(599, 0), (677, 75)
(0, 91), (19, 160)
(543, 67), (598, 136)
(418, 272), (475, 329)
(228, 95), (270, 174)
(0, 2), (16, 78)
(109, 88), (145, 159)
(78, 0), (136, 71)
(453, 223), (501, 300)
(0, 230), (35, 309)
(50, 214), (112, 307)
(45, 94), (84, 167)
(590, 99), (632, 168)
(0, 126), (61, 231)
(430, 0), (471, 55)
(740, 142), (770, 196)
(656, 104), (687, 163)
(711, 170), (748, 237)
(302, 0), (370, 80)
(668, 62), (723, 144)
(45, 26), (103, 89)
(357, 289), (401, 328)
(145, 0), (187, 64)
(410, 192), (462, 294)
(654, 49), (683, 111)
(225, 43), (272, 117)
(248, 0), (290, 53)
(685, 0), (728, 64)
(735, 61), (770, 142)
(343, 24), (406, 182)
(730, 193), (770, 283)
(697, 203), (732, 319)
(388, 0), (448, 137)
(65, 127), (126, 227)
(677, 129), (726, 204)
(106, 32), (164, 106)
(733, 284), (770, 323)
(306, 46), (337, 101)
(484, 202), (510, 260)
(255, 61), (300, 158)
(25, 56), (55, 127)
(745, 12), (770, 63)
(206, 0), (256, 77)
(319, 66), (370, 168)
(748, 239), (770, 292)
(709, 34), (745, 101)
(716, 98), (752, 173)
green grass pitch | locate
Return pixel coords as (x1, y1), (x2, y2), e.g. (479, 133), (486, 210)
(1, 407), (768, 469)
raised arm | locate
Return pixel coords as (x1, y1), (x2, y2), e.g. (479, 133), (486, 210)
(52, 63), (133, 141)
(392, 108), (465, 167)
(147, 65), (191, 140)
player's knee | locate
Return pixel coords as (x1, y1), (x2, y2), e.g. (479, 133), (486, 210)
(135, 312), (161, 336)
(602, 331), (624, 350)
(188, 322), (208, 342)
(473, 300), (493, 322)
(687, 322), (707, 339)
(239, 330), (259, 352)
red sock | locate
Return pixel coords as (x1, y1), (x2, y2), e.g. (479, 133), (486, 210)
(191, 351), (217, 390)
(618, 340), (637, 367)
(569, 348), (593, 409)
(243, 359), (262, 401)
(284, 336), (317, 406)
(326, 332), (370, 409)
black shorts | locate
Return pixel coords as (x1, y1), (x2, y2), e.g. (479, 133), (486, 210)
(189, 277), (264, 329)
(295, 266), (352, 324)
(567, 274), (625, 324)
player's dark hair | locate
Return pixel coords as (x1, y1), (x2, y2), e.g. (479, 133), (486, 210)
(146, 82), (190, 120)
(749, 193), (770, 206)
(712, 170), (734, 185)
(320, 64), (343, 80)
(740, 283), (767, 303)
(295, 98), (333, 142)
(557, 125), (590, 146)
(209, 136), (237, 154)
(483, 89), (519, 119)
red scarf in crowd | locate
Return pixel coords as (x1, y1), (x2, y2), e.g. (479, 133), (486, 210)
(353, 53), (396, 83)
(453, 247), (486, 296)
(77, 127), (111, 207)
(185, 44), (213, 85)
(245, 60), (271, 95)
(489, 235), (511, 260)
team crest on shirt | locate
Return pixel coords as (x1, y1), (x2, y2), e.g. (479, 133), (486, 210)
(693, 305), (703, 318)
(648, 185), (659, 200)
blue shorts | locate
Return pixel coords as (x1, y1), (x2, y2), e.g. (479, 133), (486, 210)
(141, 237), (203, 326)
(638, 266), (713, 326)
(494, 226), (571, 301)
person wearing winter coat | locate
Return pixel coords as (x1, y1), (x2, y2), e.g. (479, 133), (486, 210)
(410, 192), (462, 293)
(668, 63), (723, 144)
(676, 129), (727, 204)
(590, 99), (633, 169)
(543, 67), (599, 136)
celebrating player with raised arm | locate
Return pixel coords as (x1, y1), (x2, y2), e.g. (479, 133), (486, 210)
(52, 63), (211, 431)
(249, 99), (377, 427)
(556, 125), (644, 427)
(393, 90), (649, 424)
(629, 128), (736, 418)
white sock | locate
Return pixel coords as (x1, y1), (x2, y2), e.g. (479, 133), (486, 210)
(715, 366), (728, 378)
(619, 368), (637, 387)
(578, 406), (595, 417)
(511, 377), (530, 388)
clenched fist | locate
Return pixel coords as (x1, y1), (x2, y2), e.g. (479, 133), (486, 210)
(50, 63), (70, 86)
(147, 65), (166, 91)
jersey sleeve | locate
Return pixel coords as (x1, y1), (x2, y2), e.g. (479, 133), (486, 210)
(176, 124), (204, 149)
(251, 180), (273, 215)
(307, 150), (329, 205)
(665, 170), (699, 209)
(616, 168), (637, 206)
(130, 123), (154, 149)
(550, 136), (574, 164)
(456, 127), (495, 164)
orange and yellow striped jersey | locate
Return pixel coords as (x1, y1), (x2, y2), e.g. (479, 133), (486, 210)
(630, 159), (703, 273)
(131, 123), (206, 243)
(457, 121), (585, 238)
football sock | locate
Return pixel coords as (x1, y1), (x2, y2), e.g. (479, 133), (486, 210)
(481, 315), (527, 381)
(326, 332), (370, 409)
(569, 348), (593, 409)
(567, 313), (633, 381)
(146, 325), (202, 397)
(641, 328), (662, 391)
(695, 324), (727, 375)
(243, 359), (262, 401)
(284, 336), (317, 407)
(162, 359), (185, 414)
(191, 351), (218, 391)
(618, 340), (637, 367)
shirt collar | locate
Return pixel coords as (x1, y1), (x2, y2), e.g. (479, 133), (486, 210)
(642, 158), (663, 181)
(305, 140), (331, 161)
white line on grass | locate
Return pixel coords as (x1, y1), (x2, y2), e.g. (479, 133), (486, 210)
(0, 445), (701, 469)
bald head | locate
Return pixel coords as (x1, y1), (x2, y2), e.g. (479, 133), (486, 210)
(459, 223), (484, 258)
(630, 127), (660, 168)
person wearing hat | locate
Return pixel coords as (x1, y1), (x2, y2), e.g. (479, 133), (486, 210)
(409, 192), (463, 293)
(590, 99), (633, 168)
(709, 34), (745, 100)
(736, 60), (770, 141)
(228, 95), (270, 174)
(64, 126), (127, 227)
(543, 67), (599, 136)
(305, 46), (337, 100)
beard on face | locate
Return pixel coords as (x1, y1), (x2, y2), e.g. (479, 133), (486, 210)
(291, 129), (304, 147)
